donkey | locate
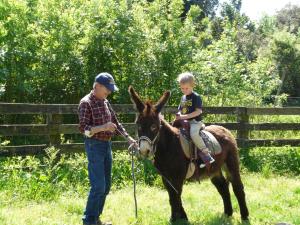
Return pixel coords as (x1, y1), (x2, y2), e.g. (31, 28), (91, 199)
(128, 86), (249, 222)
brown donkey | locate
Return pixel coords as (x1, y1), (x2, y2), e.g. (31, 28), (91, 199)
(129, 86), (249, 222)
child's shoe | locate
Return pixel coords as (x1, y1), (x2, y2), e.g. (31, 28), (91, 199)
(198, 148), (215, 168)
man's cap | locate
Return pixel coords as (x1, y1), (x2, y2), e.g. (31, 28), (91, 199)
(95, 72), (118, 92)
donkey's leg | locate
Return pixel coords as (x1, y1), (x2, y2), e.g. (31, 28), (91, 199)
(162, 178), (188, 222)
(211, 172), (233, 217)
(226, 154), (249, 220)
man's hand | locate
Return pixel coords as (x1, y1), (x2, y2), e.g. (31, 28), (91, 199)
(159, 113), (164, 120)
(91, 122), (117, 135)
(104, 122), (117, 132)
(128, 136), (138, 148)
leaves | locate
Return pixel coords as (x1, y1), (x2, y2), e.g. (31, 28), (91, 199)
(0, 0), (297, 107)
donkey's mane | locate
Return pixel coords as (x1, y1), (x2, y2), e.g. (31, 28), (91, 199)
(160, 118), (179, 136)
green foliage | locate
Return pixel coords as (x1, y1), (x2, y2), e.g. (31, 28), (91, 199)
(0, 0), (286, 107)
(0, 148), (161, 201)
(0, 0), (87, 103)
(256, 15), (300, 102)
(0, 148), (89, 200)
(276, 3), (300, 34)
(1, 145), (300, 202)
(240, 146), (300, 175)
(112, 151), (159, 188)
(257, 15), (277, 37)
(248, 115), (300, 140)
(269, 31), (300, 99)
(220, 0), (242, 23)
(181, 0), (219, 20)
(185, 24), (280, 106)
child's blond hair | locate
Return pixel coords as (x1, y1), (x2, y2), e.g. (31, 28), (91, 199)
(177, 72), (196, 87)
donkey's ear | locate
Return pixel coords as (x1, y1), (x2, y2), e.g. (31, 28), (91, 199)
(154, 91), (170, 113)
(128, 86), (145, 113)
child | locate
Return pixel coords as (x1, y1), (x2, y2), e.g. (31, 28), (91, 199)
(176, 72), (215, 168)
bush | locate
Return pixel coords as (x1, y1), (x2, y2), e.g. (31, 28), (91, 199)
(240, 146), (300, 175)
(1, 146), (299, 202)
(0, 148), (160, 201)
(112, 150), (159, 188)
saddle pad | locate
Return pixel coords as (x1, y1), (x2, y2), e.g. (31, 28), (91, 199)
(199, 130), (222, 155)
(179, 131), (193, 159)
(179, 130), (222, 159)
(186, 162), (195, 179)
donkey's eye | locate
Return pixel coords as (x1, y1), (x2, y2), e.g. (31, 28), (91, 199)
(150, 124), (158, 132)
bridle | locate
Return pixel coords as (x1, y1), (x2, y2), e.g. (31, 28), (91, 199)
(138, 120), (162, 156)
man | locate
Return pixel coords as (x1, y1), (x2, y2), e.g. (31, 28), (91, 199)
(78, 72), (136, 225)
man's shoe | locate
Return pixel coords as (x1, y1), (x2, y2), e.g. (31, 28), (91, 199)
(97, 220), (112, 225)
(83, 222), (97, 225)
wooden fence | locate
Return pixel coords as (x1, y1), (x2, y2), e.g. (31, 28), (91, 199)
(0, 103), (299, 156)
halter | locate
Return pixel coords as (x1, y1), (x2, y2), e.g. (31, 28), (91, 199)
(138, 122), (162, 155)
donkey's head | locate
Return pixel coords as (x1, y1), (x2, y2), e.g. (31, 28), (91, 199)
(128, 86), (170, 158)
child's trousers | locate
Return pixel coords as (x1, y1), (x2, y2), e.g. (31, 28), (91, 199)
(189, 120), (206, 150)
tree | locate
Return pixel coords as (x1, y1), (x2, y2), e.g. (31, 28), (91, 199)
(276, 4), (300, 34)
(0, 0), (283, 107)
(180, 0), (219, 21)
(269, 31), (300, 99)
(185, 24), (280, 107)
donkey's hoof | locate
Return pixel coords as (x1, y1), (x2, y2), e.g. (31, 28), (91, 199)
(241, 212), (249, 221)
(169, 218), (190, 225)
(241, 216), (250, 222)
(224, 210), (233, 217)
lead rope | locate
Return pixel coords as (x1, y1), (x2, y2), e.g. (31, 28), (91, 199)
(129, 143), (138, 218)
(116, 124), (178, 217)
(107, 101), (139, 218)
(145, 158), (179, 194)
(115, 127), (139, 218)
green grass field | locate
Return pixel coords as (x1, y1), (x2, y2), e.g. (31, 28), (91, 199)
(0, 172), (299, 225)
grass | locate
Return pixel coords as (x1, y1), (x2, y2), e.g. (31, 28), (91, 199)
(0, 146), (299, 225)
(0, 172), (299, 225)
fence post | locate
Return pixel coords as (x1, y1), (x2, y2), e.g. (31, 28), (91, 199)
(46, 114), (62, 146)
(236, 107), (249, 147)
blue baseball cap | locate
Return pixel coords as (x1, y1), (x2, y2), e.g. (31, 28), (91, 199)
(95, 72), (119, 92)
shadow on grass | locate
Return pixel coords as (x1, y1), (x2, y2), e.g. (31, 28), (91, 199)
(169, 214), (251, 225)
(169, 219), (192, 225)
(204, 215), (251, 225)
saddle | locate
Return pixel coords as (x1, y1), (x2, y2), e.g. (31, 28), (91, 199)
(173, 120), (222, 179)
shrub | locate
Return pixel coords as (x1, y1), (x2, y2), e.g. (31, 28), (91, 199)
(240, 146), (300, 175)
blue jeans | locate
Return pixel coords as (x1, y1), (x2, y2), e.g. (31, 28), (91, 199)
(82, 138), (112, 224)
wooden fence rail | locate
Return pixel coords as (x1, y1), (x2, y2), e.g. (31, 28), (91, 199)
(0, 103), (299, 156)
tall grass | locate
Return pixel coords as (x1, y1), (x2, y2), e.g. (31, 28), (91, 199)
(1, 146), (300, 201)
(0, 147), (161, 202)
